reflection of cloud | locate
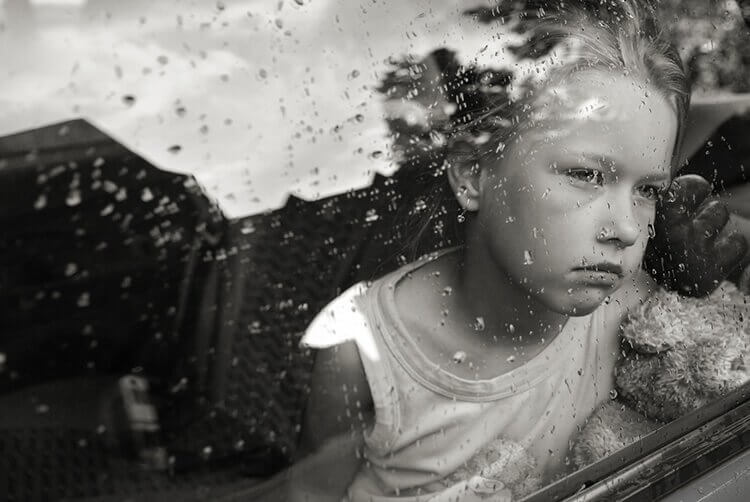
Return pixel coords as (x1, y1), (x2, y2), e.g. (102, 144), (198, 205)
(0, 0), (531, 217)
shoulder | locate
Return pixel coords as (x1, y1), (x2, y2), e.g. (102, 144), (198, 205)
(301, 282), (376, 353)
(299, 282), (376, 454)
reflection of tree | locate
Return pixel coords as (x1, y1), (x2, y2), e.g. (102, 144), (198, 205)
(658, 0), (750, 92)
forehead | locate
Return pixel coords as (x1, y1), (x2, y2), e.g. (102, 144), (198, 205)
(518, 71), (677, 176)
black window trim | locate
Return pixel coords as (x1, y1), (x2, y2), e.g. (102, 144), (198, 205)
(523, 381), (750, 501)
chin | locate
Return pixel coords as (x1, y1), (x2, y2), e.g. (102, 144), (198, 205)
(544, 290), (610, 317)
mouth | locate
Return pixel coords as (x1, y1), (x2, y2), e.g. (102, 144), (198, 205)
(572, 263), (624, 277)
(569, 263), (624, 287)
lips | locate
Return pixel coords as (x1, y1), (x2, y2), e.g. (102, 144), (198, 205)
(572, 263), (624, 277)
(569, 263), (624, 287)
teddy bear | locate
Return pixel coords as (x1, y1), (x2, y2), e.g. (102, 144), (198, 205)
(571, 278), (750, 469)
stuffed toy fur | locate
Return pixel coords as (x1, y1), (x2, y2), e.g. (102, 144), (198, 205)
(571, 280), (750, 469)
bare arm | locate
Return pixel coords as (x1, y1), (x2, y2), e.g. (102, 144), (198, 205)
(287, 341), (374, 501)
(298, 341), (374, 455)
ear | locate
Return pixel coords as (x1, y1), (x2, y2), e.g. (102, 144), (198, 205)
(446, 159), (481, 212)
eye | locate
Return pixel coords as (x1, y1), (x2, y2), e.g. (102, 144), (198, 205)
(635, 184), (664, 202)
(565, 168), (604, 186)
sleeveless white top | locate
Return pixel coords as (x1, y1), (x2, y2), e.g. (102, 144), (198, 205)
(301, 252), (620, 501)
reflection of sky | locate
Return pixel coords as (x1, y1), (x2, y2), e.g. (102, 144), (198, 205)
(0, 0), (531, 217)
(3, 1), (744, 217)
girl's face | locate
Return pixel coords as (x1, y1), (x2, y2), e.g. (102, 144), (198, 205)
(467, 71), (678, 315)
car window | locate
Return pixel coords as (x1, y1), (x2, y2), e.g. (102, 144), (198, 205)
(1, 1), (750, 501)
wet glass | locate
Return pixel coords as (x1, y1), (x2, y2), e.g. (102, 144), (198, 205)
(1, 1), (750, 501)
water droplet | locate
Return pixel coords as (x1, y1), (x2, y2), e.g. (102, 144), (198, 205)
(354, 114), (365, 123)
(473, 317), (485, 331)
(369, 150), (383, 159)
(506, 355), (516, 363)
(452, 351), (467, 364)
(457, 213), (466, 223)
(157, 55), (169, 65)
(175, 106), (187, 117)
(541, 188), (551, 199)
(66, 190), (82, 207)
(141, 188), (154, 202)
(507, 324), (515, 334)
(201, 445), (213, 459)
(36, 403), (50, 414)
(523, 250), (534, 265)
(609, 389), (618, 400)
(167, 145), (182, 154)
(678, 263), (686, 272)
(258, 68), (268, 79)
(647, 223), (656, 238)
(122, 95), (136, 106)
(100, 204), (114, 216)
(293, 0), (305, 4)
(442, 286), (453, 296)
(96, 424), (107, 434)
(34, 194), (47, 210)
(216, 1), (226, 11)
(234, 439), (245, 451)
(77, 292), (90, 307)
(65, 263), (78, 277)
(349, 69), (360, 79)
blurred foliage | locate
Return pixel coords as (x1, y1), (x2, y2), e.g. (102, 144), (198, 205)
(658, 0), (750, 92)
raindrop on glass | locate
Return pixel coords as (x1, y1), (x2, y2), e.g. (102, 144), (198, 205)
(77, 292), (90, 308)
(442, 286), (453, 296)
(66, 190), (82, 207)
(452, 351), (467, 364)
(609, 389), (618, 400)
(34, 194), (47, 210)
(647, 223), (656, 238)
(523, 250), (534, 265)
(472, 317), (485, 332)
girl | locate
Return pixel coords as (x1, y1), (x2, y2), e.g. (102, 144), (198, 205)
(295, 1), (690, 500)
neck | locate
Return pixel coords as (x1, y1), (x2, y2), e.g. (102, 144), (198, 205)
(454, 241), (568, 347)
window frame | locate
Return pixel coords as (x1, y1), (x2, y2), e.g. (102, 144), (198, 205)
(523, 381), (750, 501)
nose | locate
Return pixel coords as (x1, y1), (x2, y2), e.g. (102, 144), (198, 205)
(597, 193), (640, 248)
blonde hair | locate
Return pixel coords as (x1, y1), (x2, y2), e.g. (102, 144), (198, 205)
(388, 0), (690, 259)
